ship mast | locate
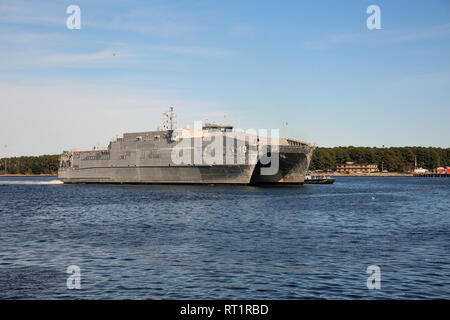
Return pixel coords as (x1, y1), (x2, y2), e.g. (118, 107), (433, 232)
(162, 107), (177, 131)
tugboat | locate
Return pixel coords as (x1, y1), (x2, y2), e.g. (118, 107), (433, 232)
(304, 174), (335, 184)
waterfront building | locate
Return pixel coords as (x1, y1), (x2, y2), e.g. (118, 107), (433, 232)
(336, 162), (379, 173)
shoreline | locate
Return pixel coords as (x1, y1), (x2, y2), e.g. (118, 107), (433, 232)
(315, 173), (414, 177)
(0, 174), (57, 177)
(0, 173), (416, 178)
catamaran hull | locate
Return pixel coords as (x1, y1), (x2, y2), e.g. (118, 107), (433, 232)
(58, 130), (316, 185)
(59, 164), (256, 185)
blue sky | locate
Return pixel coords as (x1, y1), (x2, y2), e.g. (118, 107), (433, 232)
(1, 0), (449, 156)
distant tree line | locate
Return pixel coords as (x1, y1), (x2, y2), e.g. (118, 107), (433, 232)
(0, 155), (60, 175)
(310, 147), (450, 172)
(0, 147), (449, 174)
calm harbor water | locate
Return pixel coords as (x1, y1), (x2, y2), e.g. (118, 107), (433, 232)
(0, 176), (448, 299)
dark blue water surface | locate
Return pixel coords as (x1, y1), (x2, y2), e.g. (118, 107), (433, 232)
(0, 176), (448, 299)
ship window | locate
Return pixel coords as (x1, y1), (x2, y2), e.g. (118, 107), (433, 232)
(154, 135), (160, 141)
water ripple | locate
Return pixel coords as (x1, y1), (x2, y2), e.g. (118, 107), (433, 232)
(0, 176), (449, 299)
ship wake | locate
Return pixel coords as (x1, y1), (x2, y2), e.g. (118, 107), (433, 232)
(0, 179), (63, 185)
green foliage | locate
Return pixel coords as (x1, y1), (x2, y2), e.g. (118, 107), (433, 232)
(310, 147), (450, 172)
(0, 154), (60, 175)
(0, 147), (448, 174)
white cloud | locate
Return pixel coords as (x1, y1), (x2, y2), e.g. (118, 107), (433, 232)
(0, 0), (202, 38)
(147, 44), (233, 57)
(81, 4), (201, 38)
(0, 41), (233, 70)
(0, 30), (61, 43)
(42, 50), (135, 65)
(304, 23), (450, 48)
(0, 1), (63, 25)
(0, 49), (134, 69)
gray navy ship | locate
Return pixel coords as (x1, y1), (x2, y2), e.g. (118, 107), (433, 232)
(58, 108), (316, 185)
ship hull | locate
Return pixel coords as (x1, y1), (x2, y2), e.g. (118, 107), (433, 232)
(249, 145), (315, 185)
(59, 150), (314, 185)
(59, 164), (256, 185)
